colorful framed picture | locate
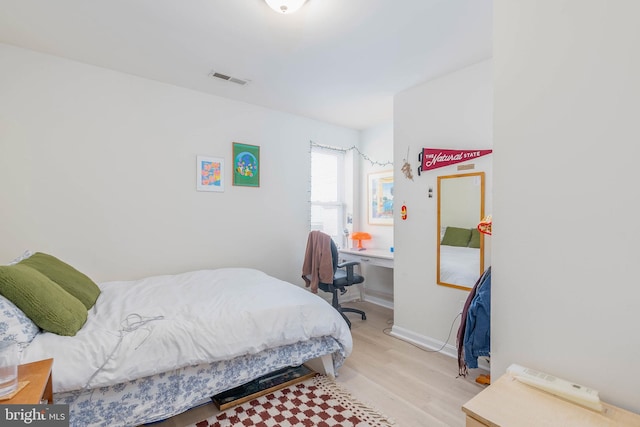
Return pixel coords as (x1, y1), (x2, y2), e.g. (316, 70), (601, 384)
(368, 170), (394, 225)
(196, 156), (225, 192)
(232, 142), (260, 187)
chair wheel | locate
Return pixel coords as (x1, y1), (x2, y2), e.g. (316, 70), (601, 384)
(361, 314), (366, 320)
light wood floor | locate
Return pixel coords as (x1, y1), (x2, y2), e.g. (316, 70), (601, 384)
(154, 301), (487, 426)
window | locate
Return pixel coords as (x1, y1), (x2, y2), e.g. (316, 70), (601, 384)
(310, 147), (345, 244)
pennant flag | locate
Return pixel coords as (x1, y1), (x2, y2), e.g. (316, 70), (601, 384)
(418, 148), (492, 174)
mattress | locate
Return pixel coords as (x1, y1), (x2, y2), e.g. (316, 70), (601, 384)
(439, 245), (481, 288)
(22, 267), (352, 392)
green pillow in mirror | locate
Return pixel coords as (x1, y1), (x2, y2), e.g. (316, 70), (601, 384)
(0, 264), (87, 336)
(18, 252), (100, 309)
(441, 226), (472, 247)
(468, 228), (481, 248)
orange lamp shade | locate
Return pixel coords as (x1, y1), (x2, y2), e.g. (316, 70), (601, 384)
(351, 232), (372, 250)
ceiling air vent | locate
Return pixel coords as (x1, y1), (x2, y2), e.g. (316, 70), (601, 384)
(209, 71), (249, 86)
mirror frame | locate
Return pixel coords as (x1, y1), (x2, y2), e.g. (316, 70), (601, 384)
(436, 171), (485, 290)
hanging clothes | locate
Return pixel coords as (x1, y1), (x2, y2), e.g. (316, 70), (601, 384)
(457, 266), (491, 376)
(301, 230), (334, 293)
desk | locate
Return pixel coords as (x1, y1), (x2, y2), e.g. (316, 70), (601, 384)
(339, 249), (394, 307)
(338, 248), (394, 269)
(462, 374), (640, 427)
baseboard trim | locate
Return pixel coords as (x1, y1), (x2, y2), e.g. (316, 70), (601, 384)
(363, 293), (394, 309)
(389, 325), (490, 372)
(390, 325), (458, 359)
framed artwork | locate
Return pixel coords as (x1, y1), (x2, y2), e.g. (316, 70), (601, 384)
(232, 142), (260, 187)
(196, 156), (225, 192)
(368, 170), (394, 225)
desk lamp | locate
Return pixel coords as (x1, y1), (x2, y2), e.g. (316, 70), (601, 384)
(351, 232), (371, 251)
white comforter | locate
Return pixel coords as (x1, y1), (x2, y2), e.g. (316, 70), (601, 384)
(22, 268), (353, 393)
(439, 245), (481, 288)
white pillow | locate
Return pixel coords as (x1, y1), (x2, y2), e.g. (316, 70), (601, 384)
(0, 294), (40, 347)
(8, 250), (33, 265)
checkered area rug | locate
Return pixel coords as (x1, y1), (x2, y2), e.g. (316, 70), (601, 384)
(193, 375), (395, 427)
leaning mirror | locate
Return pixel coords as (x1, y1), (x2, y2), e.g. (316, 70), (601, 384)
(437, 172), (485, 290)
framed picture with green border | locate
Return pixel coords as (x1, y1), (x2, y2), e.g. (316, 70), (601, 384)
(232, 142), (260, 187)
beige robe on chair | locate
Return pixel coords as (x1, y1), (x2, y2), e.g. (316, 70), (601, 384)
(301, 231), (334, 293)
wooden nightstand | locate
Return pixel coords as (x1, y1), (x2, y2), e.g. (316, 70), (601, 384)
(1, 358), (53, 405)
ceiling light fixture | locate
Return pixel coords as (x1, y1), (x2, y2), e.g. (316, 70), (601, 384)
(264, 0), (307, 14)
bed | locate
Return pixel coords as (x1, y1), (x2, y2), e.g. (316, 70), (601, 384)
(0, 254), (352, 427)
(439, 244), (481, 288)
(438, 225), (482, 288)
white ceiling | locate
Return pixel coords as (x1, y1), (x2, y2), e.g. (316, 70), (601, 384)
(0, 0), (492, 130)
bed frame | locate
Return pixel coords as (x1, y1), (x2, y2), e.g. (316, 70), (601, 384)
(54, 337), (343, 427)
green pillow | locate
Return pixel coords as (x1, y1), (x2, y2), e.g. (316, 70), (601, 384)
(441, 226), (472, 247)
(468, 228), (481, 248)
(19, 252), (100, 309)
(0, 264), (87, 336)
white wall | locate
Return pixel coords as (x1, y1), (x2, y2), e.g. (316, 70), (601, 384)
(357, 121), (394, 304)
(392, 60), (493, 358)
(493, 1), (640, 412)
(0, 44), (359, 286)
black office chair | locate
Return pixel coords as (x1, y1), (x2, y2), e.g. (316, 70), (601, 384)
(318, 239), (367, 329)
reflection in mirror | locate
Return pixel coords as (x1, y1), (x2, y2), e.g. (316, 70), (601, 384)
(437, 172), (485, 290)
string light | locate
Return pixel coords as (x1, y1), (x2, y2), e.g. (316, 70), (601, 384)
(310, 141), (393, 167)
(308, 141), (392, 244)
